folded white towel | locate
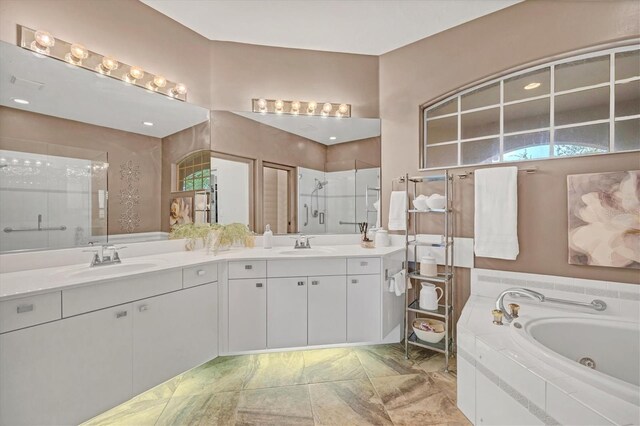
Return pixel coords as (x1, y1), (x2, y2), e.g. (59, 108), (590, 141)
(389, 269), (410, 296)
(474, 166), (519, 260)
(388, 191), (407, 231)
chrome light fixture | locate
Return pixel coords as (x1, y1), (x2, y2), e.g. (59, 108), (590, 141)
(18, 25), (188, 101)
(252, 99), (351, 118)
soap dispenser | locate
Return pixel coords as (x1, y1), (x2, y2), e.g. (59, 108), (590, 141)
(263, 224), (273, 249)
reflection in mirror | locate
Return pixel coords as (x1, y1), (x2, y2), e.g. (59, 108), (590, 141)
(211, 154), (251, 227)
(207, 110), (380, 234)
(0, 40), (209, 252)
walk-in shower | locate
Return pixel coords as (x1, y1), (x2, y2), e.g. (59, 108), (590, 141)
(298, 160), (380, 234)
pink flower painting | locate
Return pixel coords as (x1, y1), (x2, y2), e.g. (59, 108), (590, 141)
(567, 170), (640, 269)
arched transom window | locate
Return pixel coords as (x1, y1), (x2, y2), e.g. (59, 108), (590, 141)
(421, 45), (639, 169)
(176, 151), (211, 191)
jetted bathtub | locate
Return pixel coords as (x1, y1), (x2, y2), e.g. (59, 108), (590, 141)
(511, 315), (640, 406)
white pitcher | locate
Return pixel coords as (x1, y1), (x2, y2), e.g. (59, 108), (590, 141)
(419, 282), (443, 311)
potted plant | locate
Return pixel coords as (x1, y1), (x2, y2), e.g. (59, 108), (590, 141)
(169, 223), (255, 253)
(169, 223), (213, 251)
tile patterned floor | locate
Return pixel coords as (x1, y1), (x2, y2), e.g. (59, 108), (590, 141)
(83, 344), (469, 426)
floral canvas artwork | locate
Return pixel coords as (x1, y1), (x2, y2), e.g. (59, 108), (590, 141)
(567, 170), (639, 269)
(170, 197), (193, 227)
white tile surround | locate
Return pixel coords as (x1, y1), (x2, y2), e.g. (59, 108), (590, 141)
(458, 269), (640, 426)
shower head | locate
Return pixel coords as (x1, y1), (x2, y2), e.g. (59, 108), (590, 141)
(315, 180), (329, 189)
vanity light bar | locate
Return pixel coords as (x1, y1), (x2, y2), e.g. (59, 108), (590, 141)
(18, 25), (187, 102)
(252, 99), (351, 118)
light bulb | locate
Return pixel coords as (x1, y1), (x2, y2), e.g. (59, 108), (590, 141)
(170, 83), (187, 97)
(291, 101), (301, 114)
(31, 30), (55, 54)
(65, 43), (88, 65)
(96, 56), (119, 75)
(274, 100), (284, 113)
(257, 98), (268, 112)
(146, 75), (167, 91)
(153, 75), (167, 88)
(524, 82), (541, 90)
(322, 103), (333, 114)
(307, 101), (317, 114)
(124, 66), (144, 83)
(338, 104), (349, 114)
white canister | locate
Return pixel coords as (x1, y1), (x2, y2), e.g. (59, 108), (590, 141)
(419, 253), (437, 277)
(374, 229), (390, 247)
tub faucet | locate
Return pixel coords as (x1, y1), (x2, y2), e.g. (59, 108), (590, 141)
(494, 287), (607, 324)
(495, 288), (545, 324)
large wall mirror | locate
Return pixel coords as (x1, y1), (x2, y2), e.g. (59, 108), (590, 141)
(0, 40), (209, 253)
(204, 110), (381, 235)
(165, 110), (381, 235)
(0, 39), (381, 254)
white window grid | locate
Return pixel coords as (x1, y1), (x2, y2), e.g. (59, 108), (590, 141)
(421, 44), (640, 170)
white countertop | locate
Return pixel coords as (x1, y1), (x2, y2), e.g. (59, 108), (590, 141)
(0, 244), (403, 301)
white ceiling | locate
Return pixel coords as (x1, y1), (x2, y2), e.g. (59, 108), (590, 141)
(232, 111), (379, 145)
(141, 0), (521, 55)
(0, 42), (209, 138)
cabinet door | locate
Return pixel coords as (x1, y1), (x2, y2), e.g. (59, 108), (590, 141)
(229, 279), (267, 351)
(133, 283), (218, 395)
(308, 275), (346, 345)
(267, 277), (307, 348)
(0, 304), (133, 426)
(347, 274), (381, 343)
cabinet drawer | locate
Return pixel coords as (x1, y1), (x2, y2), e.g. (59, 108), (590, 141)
(228, 260), (266, 279)
(62, 270), (182, 317)
(267, 258), (346, 277)
(0, 292), (62, 334)
(183, 263), (218, 288)
(347, 257), (381, 275)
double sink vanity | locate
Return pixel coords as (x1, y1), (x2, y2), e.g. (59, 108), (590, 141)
(0, 241), (404, 425)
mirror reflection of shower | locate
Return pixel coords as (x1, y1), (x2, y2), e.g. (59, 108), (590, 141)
(298, 160), (380, 234)
(311, 178), (328, 225)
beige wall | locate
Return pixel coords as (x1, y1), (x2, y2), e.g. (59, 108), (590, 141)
(0, 0), (211, 107)
(0, 107), (162, 235)
(0, 1), (380, 116)
(380, 1), (640, 289)
(210, 41), (379, 118)
(326, 137), (381, 171)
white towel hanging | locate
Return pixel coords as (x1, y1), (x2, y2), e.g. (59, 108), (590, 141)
(388, 191), (407, 231)
(474, 166), (519, 260)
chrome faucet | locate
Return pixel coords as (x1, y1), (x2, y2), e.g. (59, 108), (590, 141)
(494, 287), (607, 324)
(292, 235), (313, 249)
(495, 288), (544, 324)
(84, 244), (126, 267)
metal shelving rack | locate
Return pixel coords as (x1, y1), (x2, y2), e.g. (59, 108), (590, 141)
(395, 171), (455, 372)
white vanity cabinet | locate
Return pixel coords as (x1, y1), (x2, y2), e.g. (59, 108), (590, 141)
(0, 265), (220, 426)
(308, 275), (347, 345)
(347, 274), (381, 343)
(132, 282), (218, 394)
(267, 277), (308, 348)
(223, 256), (389, 354)
(0, 304), (134, 426)
(229, 278), (267, 352)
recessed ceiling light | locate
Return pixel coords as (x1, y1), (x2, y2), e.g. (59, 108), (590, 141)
(12, 98), (30, 105)
(524, 82), (541, 90)
(142, 121), (154, 126)
(329, 136), (337, 140)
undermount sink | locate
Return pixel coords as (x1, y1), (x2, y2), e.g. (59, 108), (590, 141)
(61, 260), (166, 279)
(278, 248), (335, 256)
